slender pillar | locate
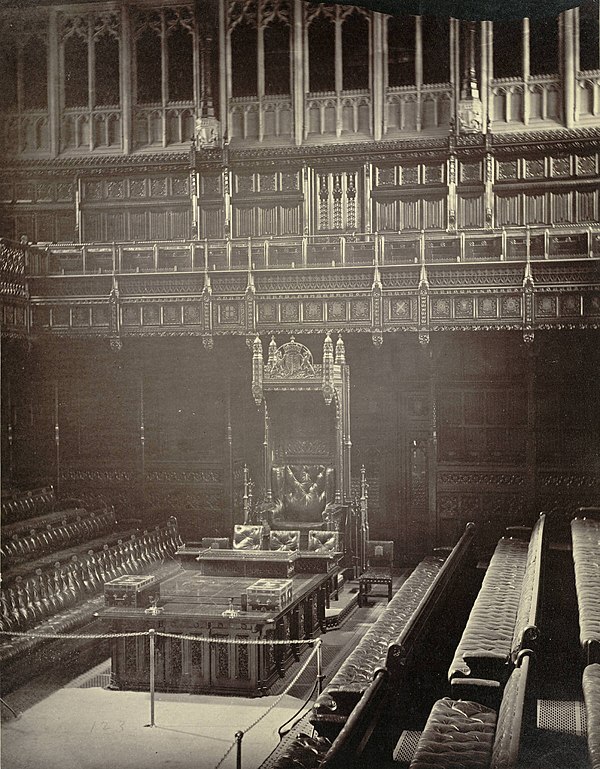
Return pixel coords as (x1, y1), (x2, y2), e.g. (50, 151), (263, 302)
(257, 10), (265, 141)
(220, 0), (230, 141)
(563, 9), (576, 128)
(120, 5), (132, 154)
(371, 13), (385, 141)
(226, 380), (234, 528)
(48, 9), (61, 156)
(523, 18), (530, 125)
(335, 16), (343, 137)
(415, 16), (423, 131)
(480, 21), (491, 131)
(526, 345), (537, 513)
(292, 0), (305, 145)
(161, 11), (168, 147)
(54, 382), (60, 495)
(88, 18), (95, 151)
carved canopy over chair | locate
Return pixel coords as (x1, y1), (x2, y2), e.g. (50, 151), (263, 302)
(249, 334), (364, 562)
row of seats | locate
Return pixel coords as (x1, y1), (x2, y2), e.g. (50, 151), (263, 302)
(407, 515), (547, 769)
(409, 652), (534, 769)
(1, 486), (56, 524)
(0, 523), (181, 636)
(572, 511), (600, 769)
(311, 523), (476, 737)
(448, 513), (546, 696)
(262, 524), (476, 769)
(1, 506), (117, 566)
(571, 514), (600, 664)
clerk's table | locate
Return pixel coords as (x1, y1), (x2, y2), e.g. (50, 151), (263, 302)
(99, 549), (340, 696)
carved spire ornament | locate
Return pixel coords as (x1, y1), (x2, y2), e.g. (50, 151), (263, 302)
(322, 333), (335, 405)
(252, 335), (264, 405)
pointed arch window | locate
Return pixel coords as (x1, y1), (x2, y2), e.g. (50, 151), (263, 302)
(579, 0), (600, 71)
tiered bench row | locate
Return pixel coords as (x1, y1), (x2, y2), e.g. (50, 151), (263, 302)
(261, 523), (476, 769)
(312, 523), (476, 738)
(572, 513), (600, 769)
(1, 486), (57, 524)
(407, 513), (547, 769)
(0, 490), (183, 679)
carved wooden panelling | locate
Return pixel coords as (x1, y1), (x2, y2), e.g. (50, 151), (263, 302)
(199, 206), (225, 239)
(232, 170), (300, 196)
(82, 207), (191, 242)
(215, 301), (244, 327)
(83, 174), (188, 202)
(458, 194), (484, 228)
(437, 389), (527, 464)
(385, 296), (416, 323)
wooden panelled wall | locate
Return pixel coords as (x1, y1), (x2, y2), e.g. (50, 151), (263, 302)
(3, 332), (599, 557)
(2, 143), (600, 244)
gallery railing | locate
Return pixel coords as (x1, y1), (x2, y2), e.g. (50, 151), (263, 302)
(17, 225), (600, 278)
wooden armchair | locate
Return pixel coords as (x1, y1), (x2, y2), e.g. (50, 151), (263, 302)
(358, 540), (394, 607)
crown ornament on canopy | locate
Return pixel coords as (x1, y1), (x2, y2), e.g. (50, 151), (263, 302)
(251, 334), (347, 406)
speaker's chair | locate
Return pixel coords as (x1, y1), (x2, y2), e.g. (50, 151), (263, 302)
(233, 524), (264, 550)
(260, 465), (345, 535)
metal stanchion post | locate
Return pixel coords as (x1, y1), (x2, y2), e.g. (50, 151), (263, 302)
(146, 629), (156, 727)
(316, 639), (324, 694)
(235, 730), (244, 769)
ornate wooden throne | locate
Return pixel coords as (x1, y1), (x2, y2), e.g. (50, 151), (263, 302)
(248, 334), (355, 554)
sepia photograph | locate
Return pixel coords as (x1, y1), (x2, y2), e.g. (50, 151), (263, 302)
(0, 0), (599, 767)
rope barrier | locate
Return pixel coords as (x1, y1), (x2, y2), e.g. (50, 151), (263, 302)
(0, 629), (149, 640)
(0, 628), (319, 645)
(211, 641), (322, 769)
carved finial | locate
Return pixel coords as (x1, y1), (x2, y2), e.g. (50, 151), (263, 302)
(252, 336), (264, 405)
(268, 336), (277, 366)
(335, 334), (346, 365)
(322, 333), (334, 405)
(419, 261), (429, 290)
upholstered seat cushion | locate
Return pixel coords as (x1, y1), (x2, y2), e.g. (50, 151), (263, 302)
(572, 518), (600, 653)
(583, 664), (600, 769)
(233, 524), (264, 550)
(449, 538), (528, 681)
(312, 555), (445, 723)
(409, 698), (497, 769)
(270, 530), (300, 551)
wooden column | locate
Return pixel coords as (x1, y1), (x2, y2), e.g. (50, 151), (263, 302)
(523, 18), (530, 125)
(292, 0), (305, 146)
(526, 345), (537, 514)
(563, 9), (576, 128)
(257, 10), (265, 141)
(415, 16), (423, 131)
(450, 18), (459, 126)
(220, 0), (230, 142)
(161, 11), (168, 147)
(88, 19), (95, 151)
(335, 15), (343, 138)
(54, 382), (61, 496)
(372, 13), (385, 141)
(480, 21), (492, 131)
(120, 5), (132, 154)
(48, 9), (61, 156)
